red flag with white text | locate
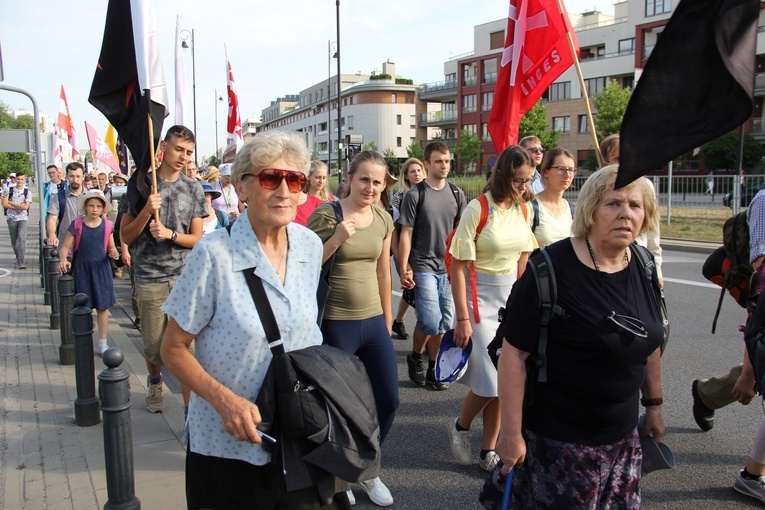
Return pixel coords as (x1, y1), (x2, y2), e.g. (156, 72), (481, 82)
(226, 47), (244, 150)
(84, 121), (121, 173)
(58, 85), (79, 156)
(488, 0), (578, 153)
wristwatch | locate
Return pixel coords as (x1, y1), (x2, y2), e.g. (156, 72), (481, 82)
(170, 231), (178, 242)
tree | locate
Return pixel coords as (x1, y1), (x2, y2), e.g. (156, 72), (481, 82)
(453, 129), (483, 174)
(383, 148), (401, 175)
(519, 102), (559, 150)
(699, 132), (765, 171)
(406, 139), (424, 161)
(0, 102), (33, 179)
(592, 80), (632, 140)
(207, 155), (222, 168)
(362, 141), (378, 152)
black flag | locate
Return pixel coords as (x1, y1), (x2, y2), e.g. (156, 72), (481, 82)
(88, 0), (169, 213)
(616, 0), (758, 188)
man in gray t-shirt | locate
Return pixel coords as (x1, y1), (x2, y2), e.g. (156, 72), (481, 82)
(46, 162), (85, 247)
(121, 125), (206, 413)
(398, 142), (465, 390)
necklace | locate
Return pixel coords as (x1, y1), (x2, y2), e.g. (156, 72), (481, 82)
(275, 242), (288, 277)
(585, 237), (628, 272)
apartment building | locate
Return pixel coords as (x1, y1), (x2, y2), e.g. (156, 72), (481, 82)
(255, 61), (430, 172)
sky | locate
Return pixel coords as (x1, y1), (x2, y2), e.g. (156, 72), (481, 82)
(0, 0), (616, 160)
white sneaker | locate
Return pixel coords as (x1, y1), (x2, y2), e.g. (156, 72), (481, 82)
(479, 450), (500, 472)
(359, 477), (393, 507)
(448, 418), (474, 465)
(346, 489), (356, 506)
(98, 343), (109, 356)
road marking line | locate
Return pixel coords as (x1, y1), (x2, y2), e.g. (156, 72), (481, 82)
(663, 277), (718, 289)
(0, 268), (11, 278)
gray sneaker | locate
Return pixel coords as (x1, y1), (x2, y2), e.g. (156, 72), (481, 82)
(146, 376), (164, 413)
(448, 418), (474, 465)
(479, 451), (500, 472)
(734, 470), (765, 503)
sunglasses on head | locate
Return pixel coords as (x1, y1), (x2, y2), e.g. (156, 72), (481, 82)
(246, 168), (307, 193)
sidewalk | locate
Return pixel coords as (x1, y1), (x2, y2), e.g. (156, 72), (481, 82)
(0, 205), (187, 510)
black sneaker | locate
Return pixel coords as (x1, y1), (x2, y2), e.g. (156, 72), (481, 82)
(406, 354), (427, 386)
(427, 367), (450, 391)
(392, 320), (409, 339)
(134, 318), (141, 331)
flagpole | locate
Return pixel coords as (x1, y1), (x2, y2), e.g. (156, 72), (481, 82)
(554, 0), (602, 168)
(147, 114), (160, 223)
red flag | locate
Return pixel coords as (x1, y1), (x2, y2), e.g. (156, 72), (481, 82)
(58, 85), (79, 156)
(488, 0), (578, 152)
(84, 121), (121, 173)
(226, 47), (244, 150)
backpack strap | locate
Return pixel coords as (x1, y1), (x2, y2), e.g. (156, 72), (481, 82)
(531, 199), (540, 233)
(467, 195), (491, 323)
(215, 209), (226, 228)
(529, 249), (559, 383)
(568, 199), (576, 217)
(103, 220), (114, 252)
(56, 189), (67, 232)
(72, 216), (84, 254)
(448, 182), (462, 228)
(317, 201), (344, 325)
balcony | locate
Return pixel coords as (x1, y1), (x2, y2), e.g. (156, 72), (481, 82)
(419, 110), (458, 127)
(481, 103), (493, 112)
(462, 106), (477, 114)
(419, 79), (457, 100)
(463, 75), (477, 87)
(419, 138), (457, 150)
(482, 72), (497, 85)
(755, 73), (765, 95)
(752, 117), (765, 143)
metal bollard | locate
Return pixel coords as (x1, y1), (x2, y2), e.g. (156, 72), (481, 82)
(40, 240), (46, 288)
(58, 275), (75, 365)
(72, 293), (101, 427)
(42, 245), (53, 305)
(47, 250), (61, 330)
(98, 348), (141, 510)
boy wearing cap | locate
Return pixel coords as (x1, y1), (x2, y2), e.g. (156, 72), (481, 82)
(120, 125), (206, 413)
(2, 171), (32, 269)
(211, 163), (244, 221)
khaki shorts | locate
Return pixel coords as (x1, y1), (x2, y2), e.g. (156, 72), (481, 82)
(135, 280), (176, 366)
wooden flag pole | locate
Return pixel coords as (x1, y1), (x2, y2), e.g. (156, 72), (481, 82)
(555, 0), (603, 168)
(147, 114), (160, 223)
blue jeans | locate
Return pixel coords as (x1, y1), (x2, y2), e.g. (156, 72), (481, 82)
(321, 315), (400, 444)
(413, 272), (454, 336)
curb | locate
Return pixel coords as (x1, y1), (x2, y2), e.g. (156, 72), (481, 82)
(660, 238), (718, 255)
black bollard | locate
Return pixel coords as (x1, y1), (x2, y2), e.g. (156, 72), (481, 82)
(72, 293), (101, 427)
(43, 246), (53, 305)
(98, 348), (141, 510)
(40, 240), (46, 288)
(58, 275), (76, 365)
(48, 250), (61, 330)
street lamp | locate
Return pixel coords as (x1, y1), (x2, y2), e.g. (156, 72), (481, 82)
(336, 0), (342, 183)
(180, 28), (198, 166)
(214, 89), (224, 161)
(328, 41), (337, 174)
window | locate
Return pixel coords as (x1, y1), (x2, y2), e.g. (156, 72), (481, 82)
(410, 115), (416, 128)
(618, 38), (635, 55)
(646, 0), (671, 16)
(553, 116), (570, 133)
(481, 122), (492, 142)
(347, 115), (354, 130)
(463, 124), (477, 135)
(397, 114), (402, 125)
(483, 58), (498, 84)
(490, 30), (505, 50)
(462, 94), (477, 113)
(391, 93), (397, 103)
(481, 91), (494, 111)
(623, 76), (634, 90)
(578, 115), (591, 134)
(597, 46), (606, 57)
(405, 93), (415, 104)
(397, 137), (402, 147)
(548, 81), (571, 101)
(583, 77), (607, 97)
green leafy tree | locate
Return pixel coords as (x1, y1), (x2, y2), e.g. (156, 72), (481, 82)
(453, 129), (483, 174)
(362, 141), (378, 152)
(207, 155), (222, 168)
(0, 102), (33, 179)
(406, 139), (424, 161)
(383, 148), (401, 175)
(592, 80), (632, 140)
(699, 132), (765, 170)
(519, 102), (559, 150)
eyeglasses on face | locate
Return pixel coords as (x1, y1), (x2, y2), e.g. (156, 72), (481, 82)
(551, 165), (578, 175)
(607, 311), (648, 338)
(245, 168), (307, 193)
(512, 178), (533, 188)
(527, 147), (544, 154)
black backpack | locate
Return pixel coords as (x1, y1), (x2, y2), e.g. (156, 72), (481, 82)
(487, 243), (664, 407)
(4, 187), (29, 216)
(530, 199), (576, 233)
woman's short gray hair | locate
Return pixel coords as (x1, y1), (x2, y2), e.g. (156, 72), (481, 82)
(572, 165), (660, 238)
(231, 131), (310, 184)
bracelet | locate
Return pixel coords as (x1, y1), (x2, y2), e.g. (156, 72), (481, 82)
(457, 318), (470, 322)
(640, 396), (663, 407)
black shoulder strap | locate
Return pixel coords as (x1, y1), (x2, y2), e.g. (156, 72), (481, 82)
(413, 181), (426, 221)
(568, 199), (576, 217)
(528, 249), (560, 383)
(632, 242), (660, 291)
(531, 200), (540, 233)
(448, 182), (462, 228)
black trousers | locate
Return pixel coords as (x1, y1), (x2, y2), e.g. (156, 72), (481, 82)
(186, 449), (351, 510)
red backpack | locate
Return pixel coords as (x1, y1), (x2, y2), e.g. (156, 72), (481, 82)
(72, 216), (114, 255)
(445, 195), (529, 323)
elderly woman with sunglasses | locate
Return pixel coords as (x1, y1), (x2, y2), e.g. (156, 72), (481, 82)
(160, 132), (350, 509)
(494, 165), (664, 509)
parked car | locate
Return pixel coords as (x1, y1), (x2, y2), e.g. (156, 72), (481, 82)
(723, 183), (765, 208)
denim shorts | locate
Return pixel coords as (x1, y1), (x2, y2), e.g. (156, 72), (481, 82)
(413, 272), (454, 335)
